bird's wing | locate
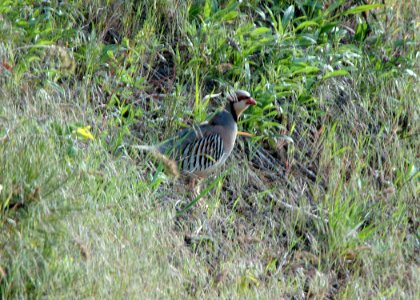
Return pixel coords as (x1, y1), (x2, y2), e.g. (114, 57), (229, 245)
(157, 124), (210, 155)
(158, 124), (226, 173)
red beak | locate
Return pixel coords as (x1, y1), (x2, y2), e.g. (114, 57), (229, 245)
(246, 97), (257, 105)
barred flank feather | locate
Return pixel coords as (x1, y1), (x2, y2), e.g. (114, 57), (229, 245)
(180, 133), (224, 172)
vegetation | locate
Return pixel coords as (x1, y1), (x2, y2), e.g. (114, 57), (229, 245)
(0, 0), (418, 298)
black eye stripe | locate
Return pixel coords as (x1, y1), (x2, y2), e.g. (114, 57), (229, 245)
(236, 95), (249, 101)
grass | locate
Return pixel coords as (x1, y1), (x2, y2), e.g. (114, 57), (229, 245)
(0, 0), (419, 298)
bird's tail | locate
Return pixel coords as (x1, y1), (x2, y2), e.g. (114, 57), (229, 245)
(133, 145), (156, 152)
(133, 145), (179, 179)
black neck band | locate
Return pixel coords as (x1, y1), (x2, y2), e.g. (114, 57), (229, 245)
(230, 101), (238, 123)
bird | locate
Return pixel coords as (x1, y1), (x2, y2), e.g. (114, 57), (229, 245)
(136, 89), (257, 196)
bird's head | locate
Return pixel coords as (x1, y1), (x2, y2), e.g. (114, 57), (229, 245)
(227, 90), (257, 121)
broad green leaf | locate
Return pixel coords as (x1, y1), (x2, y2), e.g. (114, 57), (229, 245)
(261, 121), (282, 129)
(0, 0), (14, 13)
(276, 91), (293, 97)
(298, 34), (318, 45)
(213, 1), (239, 22)
(261, 111), (278, 118)
(292, 66), (320, 76)
(343, 4), (383, 15)
(250, 27), (271, 37)
(221, 11), (238, 21)
(355, 22), (369, 41)
(203, 0), (211, 19)
(16, 20), (28, 27)
(322, 69), (349, 80)
(294, 21), (319, 32)
(27, 55), (42, 63)
(277, 16), (284, 35)
(282, 5), (294, 28)
(36, 40), (54, 46)
(259, 36), (275, 44)
(265, 4), (283, 35)
(236, 22), (254, 35)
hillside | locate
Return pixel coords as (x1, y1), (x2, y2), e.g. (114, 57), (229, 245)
(0, 1), (419, 298)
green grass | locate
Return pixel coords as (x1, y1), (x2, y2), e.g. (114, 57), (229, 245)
(1, 0), (419, 298)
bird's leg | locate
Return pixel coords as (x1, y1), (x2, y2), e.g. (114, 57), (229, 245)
(187, 177), (201, 198)
(187, 177), (207, 207)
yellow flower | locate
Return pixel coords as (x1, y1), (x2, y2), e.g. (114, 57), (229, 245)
(75, 126), (94, 140)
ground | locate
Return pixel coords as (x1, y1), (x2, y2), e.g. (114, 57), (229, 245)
(0, 1), (419, 299)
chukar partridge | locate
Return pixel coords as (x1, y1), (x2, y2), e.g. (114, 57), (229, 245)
(138, 90), (257, 195)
